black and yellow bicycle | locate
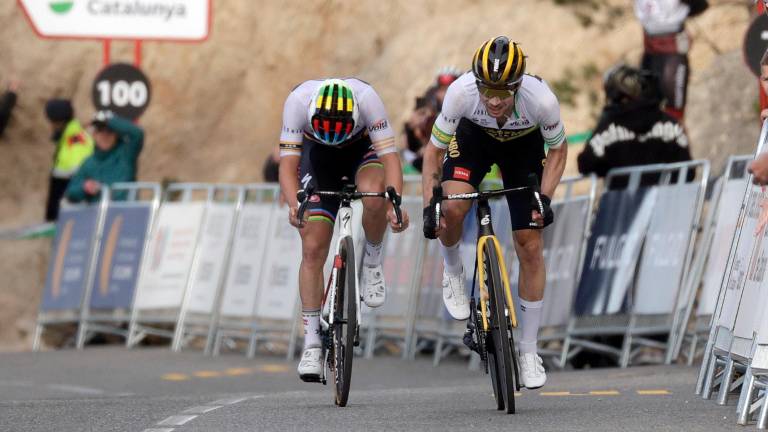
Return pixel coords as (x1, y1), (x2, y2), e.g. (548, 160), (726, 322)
(430, 177), (542, 414)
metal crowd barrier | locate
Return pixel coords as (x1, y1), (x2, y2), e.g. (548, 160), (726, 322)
(208, 185), (287, 357)
(126, 183), (239, 349)
(211, 185), (301, 359)
(76, 183), (161, 348)
(695, 121), (768, 430)
(567, 160), (709, 368)
(33, 190), (110, 351)
(669, 156), (752, 365)
(361, 196), (424, 359)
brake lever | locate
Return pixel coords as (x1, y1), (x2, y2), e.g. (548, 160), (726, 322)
(386, 186), (403, 228)
(296, 185), (314, 228)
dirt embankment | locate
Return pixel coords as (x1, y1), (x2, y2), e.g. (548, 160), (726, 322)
(0, 0), (755, 350)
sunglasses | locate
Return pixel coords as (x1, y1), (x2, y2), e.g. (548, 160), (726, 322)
(476, 80), (520, 99)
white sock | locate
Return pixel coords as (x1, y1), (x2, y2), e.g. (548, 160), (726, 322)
(302, 309), (321, 348)
(518, 298), (543, 355)
(363, 239), (383, 266)
(440, 241), (463, 275)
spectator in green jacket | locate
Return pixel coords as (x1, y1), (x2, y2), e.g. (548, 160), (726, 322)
(65, 111), (144, 203)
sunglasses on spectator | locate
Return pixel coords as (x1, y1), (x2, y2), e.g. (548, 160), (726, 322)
(476, 80), (520, 99)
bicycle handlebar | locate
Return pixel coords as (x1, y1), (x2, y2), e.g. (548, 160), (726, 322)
(296, 185), (404, 228)
(429, 173), (539, 223)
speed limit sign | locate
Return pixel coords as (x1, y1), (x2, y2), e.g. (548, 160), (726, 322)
(91, 63), (151, 120)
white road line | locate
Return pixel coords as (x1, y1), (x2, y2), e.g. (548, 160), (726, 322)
(148, 394), (261, 430)
(46, 384), (105, 395)
(210, 397), (248, 405)
(182, 405), (223, 414)
(157, 415), (198, 426)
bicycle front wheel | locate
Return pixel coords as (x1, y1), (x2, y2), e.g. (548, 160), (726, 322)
(332, 236), (357, 407)
(483, 241), (516, 414)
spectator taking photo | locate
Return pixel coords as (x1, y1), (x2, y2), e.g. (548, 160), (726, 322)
(65, 111), (144, 203)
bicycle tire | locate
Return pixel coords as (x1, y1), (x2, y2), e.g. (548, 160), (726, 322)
(487, 336), (505, 410)
(332, 236), (357, 407)
(483, 241), (516, 414)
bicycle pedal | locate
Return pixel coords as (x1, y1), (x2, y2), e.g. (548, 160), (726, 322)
(299, 373), (323, 384)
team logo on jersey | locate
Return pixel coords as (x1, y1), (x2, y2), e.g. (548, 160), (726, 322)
(543, 122), (560, 132)
(453, 167), (471, 181)
(448, 140), (460, 158)
(481, 125), (538, 142)
(368, 119), (388, 132)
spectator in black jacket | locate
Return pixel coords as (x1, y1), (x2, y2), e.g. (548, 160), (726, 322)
(0, 80), (19, 138)
(577, 64), (692, 188)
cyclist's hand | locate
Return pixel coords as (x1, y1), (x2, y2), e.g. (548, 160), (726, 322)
(388, 207), (409, 233)
(288, 206), (306, 229)
(531, 194), (553, 227)
(423, 206), (446, 239)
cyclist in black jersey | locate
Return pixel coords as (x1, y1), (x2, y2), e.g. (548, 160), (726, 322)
(421, 37), (568, 389)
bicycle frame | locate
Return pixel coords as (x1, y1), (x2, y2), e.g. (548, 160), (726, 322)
(321, 202), (360, 332)
(475, 199), (518, 332)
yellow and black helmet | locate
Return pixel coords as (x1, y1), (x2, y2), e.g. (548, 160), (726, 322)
(471, 36), (526, 88)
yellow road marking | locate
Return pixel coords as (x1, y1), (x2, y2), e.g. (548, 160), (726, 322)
(637, 390), (671, 395)
(224, 367), (254, 376)
(540, 391), (572, 396)
(589, 390), (620, 396)
(193, 370), (222, 378)
(162, 373), (190, 381)
(259, 364), (290, 373)
(514, 392), (522, 397)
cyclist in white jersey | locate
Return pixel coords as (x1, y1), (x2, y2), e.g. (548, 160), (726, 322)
(278, 78), (409, 382)
(422, 36), (568, 389)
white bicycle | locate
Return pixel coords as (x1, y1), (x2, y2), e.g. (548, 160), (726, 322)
(296, 184), (402, 406)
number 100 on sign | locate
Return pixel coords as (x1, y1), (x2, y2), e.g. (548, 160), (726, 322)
(91, 63), (152, 120)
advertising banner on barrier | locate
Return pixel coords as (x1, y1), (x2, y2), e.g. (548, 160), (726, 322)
(89, 205), (151, 310)
(504, 198), (590, 327)
(41, 207), (99, 311)
(634, 183), (699, 315)
(253, 209), (301, 320)
(219, 204), (273, 317)
(697, 178), (749, 317)
(186, 203), (236, 314)
(376, 199), (423, 317)
(574, 188), (657, 316)
(541, 198), (591, 327)
(133, 202), (205, 310)
(718, 186), (767, 333)
(731, 186), (768, 342)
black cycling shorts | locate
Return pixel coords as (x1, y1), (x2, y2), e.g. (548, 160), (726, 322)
(298, 132), (382, 225)
(441, 118), (553, 231)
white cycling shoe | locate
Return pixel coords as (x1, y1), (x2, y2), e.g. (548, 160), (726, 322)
(519, 352), (547, 389)
(442, 269), (470, 320)
(361, 264), (386, 308)
(297, 346), (323, 382)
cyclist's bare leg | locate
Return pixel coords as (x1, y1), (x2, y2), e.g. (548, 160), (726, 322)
(438, 180), (474, 318)
(438, 180), (474, 247)
(512, 228), (545, 356)
(512, 229), (545, 301)
(356, 164), (387, 244)
(298, 220), (334, 312)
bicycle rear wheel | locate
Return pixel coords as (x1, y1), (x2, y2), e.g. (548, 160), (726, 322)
(332, 236), (357, 407)
(483, 241), (516, 414)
